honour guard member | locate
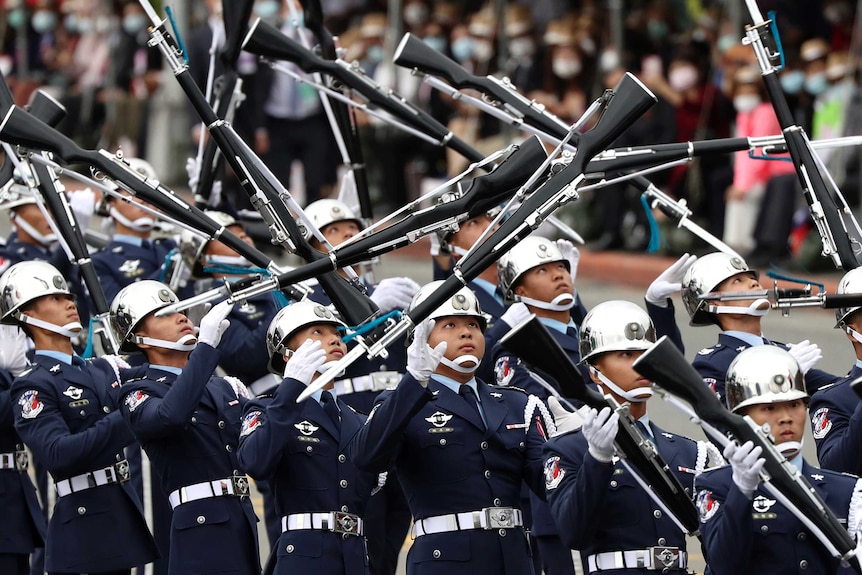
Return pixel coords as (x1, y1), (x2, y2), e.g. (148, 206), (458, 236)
(350, 281), (553, 575)
(111, 282), (260, 575)
(2, 261), (159, 575)
(809, 267), (862, 475)
(682, 252), (834, 403)
(0, 364), (46, 575)
(544, 300), (708, 574)
(695, 346), (862, 574)
(237, 300), (380, 574)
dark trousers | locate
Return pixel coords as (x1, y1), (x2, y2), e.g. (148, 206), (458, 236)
(0, 553), (30, 575)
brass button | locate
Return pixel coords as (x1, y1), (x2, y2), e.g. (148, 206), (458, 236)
(306, 446), (313, 453)
(340, 479), (348, 488)
(610, 480), (618, 488)
(800, 560), (808, 569)
(197, 515), (206, 524)
(519, 442), (525, 448)
(653, 510), (662, 519)
(499, 529), (507, 537)
(218, 420), (225, 429)
(493, 498), (502, 506)
(484, 470), (491, 479)
(481, 441), (489, 450)
(225, 444), (233, 452)
(341, 505), (349, 512)
(77, 506), (86, 515)
(102, 406), (110, 413)
(286, 544), (294, 553)
(439, 438), (447, 446)
(797, 532), (807, 541)
(338, 454), (346, 463)
(80, 410), (86, 416)
(432, 550), (441, 559)
(760, 525), (768, 533)
(191, 416), (197, 424)
(658, 538), (667, 545)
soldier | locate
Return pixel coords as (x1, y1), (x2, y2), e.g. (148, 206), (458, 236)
(695, 346), (862, 574)
(808, 267), (862, 475)
(110, 282), (260, 575)
(681, 252), (833, 403)
(543, 300), (709, 574)
(237, 300), (380, 574)
(2, 261), (159, 575)
(0, 364), (46, 575)
(350, 281), (553, 575)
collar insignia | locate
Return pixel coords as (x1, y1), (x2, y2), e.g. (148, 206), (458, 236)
(49, 364), (61, 373)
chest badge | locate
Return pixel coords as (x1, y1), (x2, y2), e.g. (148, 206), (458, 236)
(752, 495), (776, 513)
(63, 386), (84, 400)
(119, 259), (141, 275)
(425, 411), (453, 428)
(19, 390), (44, 419)
(295, 420), (319, 436)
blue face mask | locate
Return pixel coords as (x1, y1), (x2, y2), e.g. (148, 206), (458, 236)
(365, 44), (384, 64)
(805, 72), (830, 96)
(32, 11), (58, 33)
(64, 13), (78, 33)
(254, 0), (280, 20)
(423, 36), (446, 54)
(451, 37), (473, 63)
(7, 8), (27, 30)
(780, 70), (805, 95)
(287, 11), (304, 28)
(647, 20), (668, 42)
(122, 13), (148, 35)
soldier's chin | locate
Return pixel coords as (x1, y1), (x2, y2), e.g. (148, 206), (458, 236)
(177, 333), (198, 346)
(64, 321), (84, 333)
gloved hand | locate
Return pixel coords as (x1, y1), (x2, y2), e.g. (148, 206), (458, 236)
(283, 339), (327, 384)
(208, 180), (223, 209)
(787, 339), (822, 375)
(185, 157), (200, 193)
(0, 324), (31, 376)
(197, 301), (233, 348)
(68, 188), (96, 232)
(548, 396), (588, 437)
(406, 319), (447, 387)
(723, 441), (764, 500)
(224, 375), (252, 399)
(101, 354), (131, 382)
(645, 253), (698, 307)
(428, 232), (448, 257)
(582, 406), (619, 463)
(500, 302), (531, 328)
(370, 277), (421, 313)
(554, 239), (580, 283)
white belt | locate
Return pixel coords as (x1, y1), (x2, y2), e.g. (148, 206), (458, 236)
(248, 373), (281, 396)
(281, 512), (364, 536)
(168, 475), (251, 509)
(0, 451), (28, 471)
(334, 371), (401, 396)
(587, 548), (687, 572)
(56, 460), (131, 497)
(413, 507), (523, 537)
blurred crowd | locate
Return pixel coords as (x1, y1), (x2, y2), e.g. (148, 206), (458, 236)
(2, 0), (861, 267)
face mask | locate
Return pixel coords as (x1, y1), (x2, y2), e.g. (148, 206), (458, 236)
(8, 8), (27, 29)
(286, 11), (304, 28)
(12, 214), (57, 247)
(599, 49), (620, 73)
(109, 206), (155, 232)
(365, 44), (384, 64)
(717, 34), (737, 54)
(423, 36), (446, 53)
(451, 37), (473, 63)
(579, 37), (596, 55)
(805, 73), (829, 96)
(32, 11), (58, 33)
(254, 0), (280, 20)
(403, 3), (428, 27)
(135, 332), (197, 352)
(552, 57), (582, 79)
(472, 39), (493, 63)
(95, 16), (111, 33)
(647, 20), (668, 42)
(669, 65), (699, 91)
(509, 37), (535, 59)
(76, 17), (94, 34)
(733, 94), (761, 113)
(519, 292), (575, 312)
(591, 366), (653, 403)
(440, 354), (480, 374)
(64, 14), (78, 33)
(780, 70), (805, 95)
(122, 13), (147, 35)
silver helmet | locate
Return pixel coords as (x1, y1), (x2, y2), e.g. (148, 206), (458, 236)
(725, 346), (808, 413)
(178, 211), (240, 277)
(408, 280), (488, 339)
(497, 235), (569, 304)
(95, 157), (158, 216)
(110, 280), (181, 353)
(835, 267), (862, 328)
(0, 173), (36, 211)
(0, 261), (73, 324)
(299, 199), (362, 241)
(681, 252), (758, 326)
(266, 300), (346, 374)
(579, 300), (656, 364)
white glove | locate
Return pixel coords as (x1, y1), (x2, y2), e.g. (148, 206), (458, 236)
(224, 375), (252, 399)
(283, 338), (327, 384)
(185, 157), (200, 193)
(0, 324), (31, 376)
(68, 188), (96, 232)
(554, 239), (580, 283)
(370, 277), (421, 313)
(582, 406), (619, 463)
(645, 253), (698, 307)
(428, 233), (446, 257)
(787, 339), (822, 375)
(723, 440), (764, 500)
(406, 319), (447, 387)
(548, 396), (588, 437)
(208, 180), (223, 209)
(197, 301), (233, 348)
(500, 302), (531, 328)
(101, 354), (131, 382)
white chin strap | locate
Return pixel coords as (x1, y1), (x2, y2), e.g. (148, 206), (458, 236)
(20, 315), (82, 338)
(440, 354), (480, 374)
(205, 254), (252, 267)
(591, 366), (653, 403)
(846, 326), (862, 345)
(451, 245), (470, 257)
(134, 333), (198, 351)
(317, 361), (345, 378)
(707, 298), (771, 318)
(109, 206), (156, 232)
(778, 439), (803, 459)
(13, 215), (57, 247)
(519, 293), (575, 312)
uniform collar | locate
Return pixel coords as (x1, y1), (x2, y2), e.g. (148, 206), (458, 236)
(638, 413), (653, 437)
(539, 316), (578, 335)
(855, 359), (862, 370)
(113, 234), (144, 247)
(723, 330), (765, 348)
(35, 350), (74, 365)
(151, 365), (182, 376)
(433, 374), (479, 396)
(788, 453), (804, 473)
(471, 278), (503, 305)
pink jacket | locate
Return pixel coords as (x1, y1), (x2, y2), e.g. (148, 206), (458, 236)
(732, 102), (795, 191)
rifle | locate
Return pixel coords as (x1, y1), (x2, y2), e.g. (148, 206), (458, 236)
(499, 314), (700, 536)
(633, 336), (862, 572)
(296, 71), (657, 401)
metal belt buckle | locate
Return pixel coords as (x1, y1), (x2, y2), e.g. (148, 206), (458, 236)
(333, 511), (361, 536)
(483, 507), (515, 529)
(15, 450), (29, 472)
(231, 474), (250, 497)
(650, 547), (681, 570)
(114, 459), (131, 483)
